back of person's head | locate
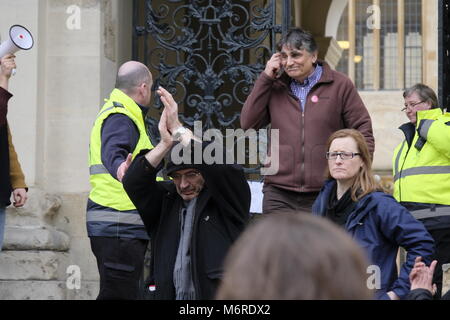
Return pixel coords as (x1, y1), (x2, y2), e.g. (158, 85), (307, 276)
(276, 28), (318, 54)
(115, 61), (152, 96)
(216, 212), (372, 300)
(403, 83), (439, 109)
(326, 129), (378, 201)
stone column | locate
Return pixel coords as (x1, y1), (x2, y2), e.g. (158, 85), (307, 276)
(422, 0), (438, 90)
(315, 36), (343, 70)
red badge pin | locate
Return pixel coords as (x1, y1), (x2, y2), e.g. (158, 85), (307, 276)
(311, 95), (319, 103)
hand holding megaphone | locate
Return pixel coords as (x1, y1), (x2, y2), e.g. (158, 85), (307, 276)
(0, 54), (17, 78)
(0, 25), (34, 76)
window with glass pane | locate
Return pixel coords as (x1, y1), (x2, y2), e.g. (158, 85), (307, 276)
(405, 0), (422, 88)
(336, 0), (422, 91)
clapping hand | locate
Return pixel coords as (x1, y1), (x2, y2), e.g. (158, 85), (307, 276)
(409, 256), (437, 295)
(156, 86), (182, 134)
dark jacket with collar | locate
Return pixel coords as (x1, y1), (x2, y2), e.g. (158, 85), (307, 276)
(312, 179), (435, 300)
(241, 61), (374, 193)
(1, 87), (27, 206)
(0, 87), (10, 205)
(123, 145), (251, 300)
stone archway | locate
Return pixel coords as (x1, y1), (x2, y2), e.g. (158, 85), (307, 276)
(295, 0), (343, 68)
(325, 0), (348, 39)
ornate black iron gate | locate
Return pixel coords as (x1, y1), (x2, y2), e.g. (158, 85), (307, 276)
(133, 0), (292, 142)
(439, 0), (450, 111)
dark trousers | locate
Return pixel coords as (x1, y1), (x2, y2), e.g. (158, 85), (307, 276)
(262, 184), (319, 214)
(90, 236), (148, 300)
(428, 228), (450, 299)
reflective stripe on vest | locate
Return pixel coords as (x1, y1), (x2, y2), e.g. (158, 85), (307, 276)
(90, 164), (109, 175)
(87, 209), (145, 226)
(418, 119), (434, 140)
(394, 165), (450, 182)
(410, 207), (450, 220)
(394, 141), (407, 178)
(97, 103), (124, 118)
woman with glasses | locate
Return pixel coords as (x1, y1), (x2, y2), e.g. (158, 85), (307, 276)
(393, 83), (450, 298)
(313, 129), (434, 300)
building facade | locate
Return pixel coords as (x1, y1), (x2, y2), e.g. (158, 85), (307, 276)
(0, 0), (439, 299)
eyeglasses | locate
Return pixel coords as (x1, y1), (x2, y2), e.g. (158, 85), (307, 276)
(326, 152), (361, 160)
(401, 100), (424, 112)
(169, 171), (201, 182)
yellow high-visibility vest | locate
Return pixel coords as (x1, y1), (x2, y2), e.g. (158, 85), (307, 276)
(88, 89), (153, 211)
(393, 108), (450, 206)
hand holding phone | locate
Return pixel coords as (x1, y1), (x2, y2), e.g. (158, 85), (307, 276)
(264, 53), (283, 79)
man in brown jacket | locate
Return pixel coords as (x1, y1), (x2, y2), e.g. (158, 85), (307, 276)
(0, 54), (28, 251)
(241, 28), (374, 214)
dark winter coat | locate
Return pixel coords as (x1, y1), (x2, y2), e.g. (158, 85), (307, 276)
(123, 145), (251, 299)
(0, 87), (11, 205)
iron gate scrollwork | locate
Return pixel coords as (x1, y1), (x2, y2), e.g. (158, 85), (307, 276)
(133, 0), (291, 164)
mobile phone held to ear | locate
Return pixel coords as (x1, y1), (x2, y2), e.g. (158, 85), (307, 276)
(276, 66), (284, 78)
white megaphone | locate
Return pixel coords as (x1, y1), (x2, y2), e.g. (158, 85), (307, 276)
(0, 25), (34, 75)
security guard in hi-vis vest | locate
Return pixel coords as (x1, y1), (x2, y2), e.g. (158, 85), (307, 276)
(87, 61), (154, 300)
(393, 83), (450, 298)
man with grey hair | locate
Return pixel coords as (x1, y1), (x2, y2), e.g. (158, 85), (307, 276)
(241, 28), (374, 214)
(87, 61), (154, 299)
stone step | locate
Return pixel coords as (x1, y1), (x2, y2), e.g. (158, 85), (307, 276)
(3, 226), (70, 251)
(0, 251), (68, 281)
(0, 280), (99, 300)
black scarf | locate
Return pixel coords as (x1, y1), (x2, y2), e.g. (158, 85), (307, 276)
(326, 183), (356, 227)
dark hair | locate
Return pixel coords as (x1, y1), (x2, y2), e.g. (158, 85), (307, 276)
(276, 28), (318, 53)
(326, 129), (379, 201)
(166, 159), (195, 176)
(164, 142), (196, 176)
(403, 83), (439, 109)
(216, 212), (372, 300)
